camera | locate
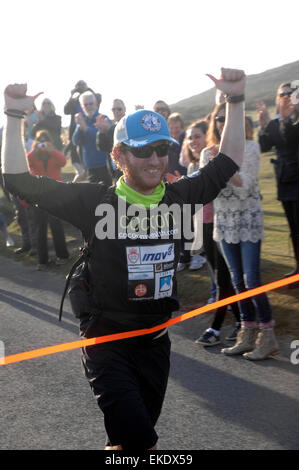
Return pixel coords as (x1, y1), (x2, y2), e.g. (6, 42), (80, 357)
(37, 143), (47, 149)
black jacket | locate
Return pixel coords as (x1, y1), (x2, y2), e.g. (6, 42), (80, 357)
(4, 153), (238, 333)
(259, 118), (299, 201)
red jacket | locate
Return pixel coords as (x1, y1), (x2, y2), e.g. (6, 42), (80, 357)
(27, 149), (66, 181)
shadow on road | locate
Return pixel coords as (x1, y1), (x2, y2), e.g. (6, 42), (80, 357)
(0, 288), (78, 335)
(169, 349), (299, 450)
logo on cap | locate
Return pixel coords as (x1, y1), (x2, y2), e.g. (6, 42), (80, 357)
(141, 113), (162, 132)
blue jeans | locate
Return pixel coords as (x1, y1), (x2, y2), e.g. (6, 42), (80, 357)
(220, 240), (272, 324)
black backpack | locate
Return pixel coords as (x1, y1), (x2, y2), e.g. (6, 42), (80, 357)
(59, 233), (95, 321)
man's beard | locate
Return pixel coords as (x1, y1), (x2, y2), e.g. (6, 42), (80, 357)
(123, 160), (167, 193)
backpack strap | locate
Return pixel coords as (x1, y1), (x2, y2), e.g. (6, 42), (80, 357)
(58, 232), (95, 321)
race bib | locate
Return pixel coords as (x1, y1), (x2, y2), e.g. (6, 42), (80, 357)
(126, 244), (175, 301)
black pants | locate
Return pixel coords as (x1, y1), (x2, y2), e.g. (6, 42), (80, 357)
(282, 200), (299, 244)
(203, 223), (240, 330)
(33, 207), (69, 264)
(80, 316), (170, 451)
(87, 166), (112, 185)
(13, 197), (37, 249)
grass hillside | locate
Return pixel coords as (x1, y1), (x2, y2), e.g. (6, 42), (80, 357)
(171, 60), (299, 124)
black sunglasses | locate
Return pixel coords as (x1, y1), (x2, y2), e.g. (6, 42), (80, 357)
(125, 143), (170, 159)
(155, 108), (168, 114)
(215, 115), (225, 123)
(279, 91), (292, 97)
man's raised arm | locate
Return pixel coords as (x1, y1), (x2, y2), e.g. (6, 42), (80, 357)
(207, 68), (246, 168)
(1, 84), (42, 174)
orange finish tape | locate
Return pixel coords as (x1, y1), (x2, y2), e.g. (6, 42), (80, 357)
(1, 274), (298, 366)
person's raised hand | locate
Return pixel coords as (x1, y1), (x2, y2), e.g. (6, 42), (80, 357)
(4, 84), (43, 113)
(207, 68), (246, 97)
(94, 114), (111, 131)
(207, 144), (219, 159)
(256, 101), (270, 128)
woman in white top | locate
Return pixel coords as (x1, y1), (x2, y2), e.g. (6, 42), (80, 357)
(195, 104), (241, 346)
(213, 116), (279, 360)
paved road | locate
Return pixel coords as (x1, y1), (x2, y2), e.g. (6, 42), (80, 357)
(0, 255), (298, 450)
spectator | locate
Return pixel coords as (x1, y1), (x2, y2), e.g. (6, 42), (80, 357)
(258, 82), (299, 288)
(195, 107), (241, 346)
(111, 99), (126, 122)
(153, 100), (171, 120)
(24, 105), (38, 152)
(177, 119), (208, 272)
(27, 130), (69, 270)
(167, 113), (192, 272)
(95, 99), (126, 182)
(166, 113), (187, 177)
(72, 92), (112, 185)
(31, 98), (63, 150)
(218, 116), (278, 360)
(64, 80), (101, 182)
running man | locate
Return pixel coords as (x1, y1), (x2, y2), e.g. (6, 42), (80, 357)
(1, 68), (245, 451)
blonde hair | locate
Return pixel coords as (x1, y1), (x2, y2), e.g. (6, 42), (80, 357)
(167, 112), (185, 128)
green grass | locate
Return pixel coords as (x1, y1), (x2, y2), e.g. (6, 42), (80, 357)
(1, 151), (298, 337)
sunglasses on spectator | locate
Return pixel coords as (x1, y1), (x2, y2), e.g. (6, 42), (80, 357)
(279, 91), (292, 97)
(84, 102), (95, 106)
(215, 115), (225, 123)
(124, 143), (170, 159)
(155, 108), (168, 114)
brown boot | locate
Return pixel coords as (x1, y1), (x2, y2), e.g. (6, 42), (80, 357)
(221, 327), (257, 356)
(243, 328), (279, 360)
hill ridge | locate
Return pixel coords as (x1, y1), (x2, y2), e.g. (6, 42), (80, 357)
(171, 60), (299, 124)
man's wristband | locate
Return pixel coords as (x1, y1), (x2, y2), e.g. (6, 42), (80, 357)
(4, 109), (27, 119)
(225, 94), (245, 104)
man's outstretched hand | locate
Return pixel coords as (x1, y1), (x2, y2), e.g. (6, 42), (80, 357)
(207, 68), (246, 96)
(4, 84), (43, 113)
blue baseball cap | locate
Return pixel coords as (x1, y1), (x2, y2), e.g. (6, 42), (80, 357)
(113, 109), (178, 148)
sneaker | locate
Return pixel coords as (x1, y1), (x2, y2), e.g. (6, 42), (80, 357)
(195, 330), (221, 346)
(15, 245), (31, 254)
(206, 296), (217, 305)
(225, 324), (241, 341)
(177, 262), (187, 272)
(189, 254), (206, 271)
(5, 235), (15, 247)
